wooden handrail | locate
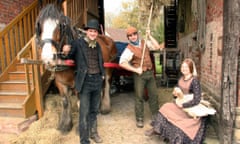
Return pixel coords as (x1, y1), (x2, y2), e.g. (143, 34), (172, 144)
(0, 0), (56, 73)
(17, 36), (35, 60)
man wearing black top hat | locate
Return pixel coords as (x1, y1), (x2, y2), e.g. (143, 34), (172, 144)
(64, 19), (104, 144)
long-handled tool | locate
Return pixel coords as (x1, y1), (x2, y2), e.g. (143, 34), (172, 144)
(140, 3), (153, 68)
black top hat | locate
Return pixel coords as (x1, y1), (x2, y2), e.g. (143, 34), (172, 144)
(84, 19), (99, 30)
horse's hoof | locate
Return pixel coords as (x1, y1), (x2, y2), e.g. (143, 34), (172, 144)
(57, 122), (73, 133)
(100, 110), (111, 115)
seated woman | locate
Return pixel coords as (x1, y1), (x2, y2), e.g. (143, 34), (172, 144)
(145, 58), (208, 144)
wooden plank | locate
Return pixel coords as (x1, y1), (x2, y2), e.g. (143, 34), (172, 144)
(23, 16), (28, 44)
(4, 34), (11, 66)
(220, 0), (240, 143)
(19, 21), (24, 49)
(27, 13), (31, 40)
(31, 36), (44, 118)
(14, 25), (20, 53)
(0, 38), (5, 72)
(0, 102), (22, 109)
(0, 109), (24, 117)
(9, 29), (15, 59)
(31, 10), (35, 36)
(23, 92), (36, 118)
(0, 81), (28, 91)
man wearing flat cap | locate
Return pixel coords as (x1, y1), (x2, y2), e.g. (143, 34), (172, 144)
(119, 26), (164, 128)
(64, 19), (104, 144)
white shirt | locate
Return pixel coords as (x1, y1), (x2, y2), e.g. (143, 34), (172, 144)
(119, 39), (154, 64)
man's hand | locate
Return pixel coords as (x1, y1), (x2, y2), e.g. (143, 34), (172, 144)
(62, 44), (71, 55)
(135, 67), (143, 75)
(146, 27), (151, 38)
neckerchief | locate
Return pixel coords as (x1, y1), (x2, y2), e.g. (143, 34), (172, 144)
(130, 39), (140, 46)
(84, 36), (97, 48)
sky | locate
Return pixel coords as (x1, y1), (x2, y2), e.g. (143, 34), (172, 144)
(104, 0), (133, 14)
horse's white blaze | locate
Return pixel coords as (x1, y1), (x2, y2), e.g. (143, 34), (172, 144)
(41, 18), (59, 64)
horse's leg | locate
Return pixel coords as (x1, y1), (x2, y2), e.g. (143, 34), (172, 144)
(55, 80), (73, 133)
(100, 68), (112, 114)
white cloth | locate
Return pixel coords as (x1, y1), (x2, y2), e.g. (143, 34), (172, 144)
(175, 88), (216, 118)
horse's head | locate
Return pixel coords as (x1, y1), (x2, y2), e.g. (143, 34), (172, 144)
(35, 4), (74, 68)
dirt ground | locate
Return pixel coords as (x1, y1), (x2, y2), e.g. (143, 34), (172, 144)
(1, 86), (219, 144)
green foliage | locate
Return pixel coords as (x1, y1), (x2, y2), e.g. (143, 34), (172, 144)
(105, 0), (164, 43)
(110, 1), (139, 29)
(153, 18), (164, 43)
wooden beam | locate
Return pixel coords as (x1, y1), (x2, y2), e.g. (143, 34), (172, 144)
(220, 0), (240, 143)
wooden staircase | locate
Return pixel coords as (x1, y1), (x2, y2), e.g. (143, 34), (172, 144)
(0, 61), (32, 117)
(0, 35), (53, 119)
(0, 56), (53, 119)
(0, 0), (99, 120)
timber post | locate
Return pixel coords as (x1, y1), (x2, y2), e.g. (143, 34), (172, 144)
(221, 0), (240, 143)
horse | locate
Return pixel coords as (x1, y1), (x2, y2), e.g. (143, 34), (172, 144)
(35, 4), (117, 133)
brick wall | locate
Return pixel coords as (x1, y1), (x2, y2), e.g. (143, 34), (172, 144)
(178, 1), (240, 141)
(201, 17), (223, 97)
(178, 0), (224, 97)
(200, 0), (223, 97)
(0, 0), (35, 25)
(206, 0), (223, 23)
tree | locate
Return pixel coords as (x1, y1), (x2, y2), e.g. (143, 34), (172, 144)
(109, 1), (139, 29)
(105, 0), (165, 43)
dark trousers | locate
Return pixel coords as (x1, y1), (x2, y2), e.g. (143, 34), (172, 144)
(133, 70), (159, 120)
(79, 74), (103, 144)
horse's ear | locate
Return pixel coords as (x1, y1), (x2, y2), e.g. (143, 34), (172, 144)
(38, 0), (43, 9)
(36, 22), (41, 38)
(55, 0), (64, 11)
(56, 0), (64, 5)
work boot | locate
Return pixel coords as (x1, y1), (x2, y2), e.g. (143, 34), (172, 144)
(90, 121), (103, 143)
(136, 118), (144, 128)
(90, 132), (103, 143)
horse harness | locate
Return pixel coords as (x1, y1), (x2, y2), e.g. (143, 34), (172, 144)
(38, 16), (75, 72)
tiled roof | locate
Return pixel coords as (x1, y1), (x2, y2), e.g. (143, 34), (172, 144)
(105, 28), (129, 42)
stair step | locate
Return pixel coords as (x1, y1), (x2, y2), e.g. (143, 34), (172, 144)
(0, 102), (22, 109)
(0, 91), (27, 103)
(8, 71), (32, 80)
(0, 80), (30, 91)
(15, 64), (33, 72)
(0, 108), (24, 117)
(0, 102), (24, 117)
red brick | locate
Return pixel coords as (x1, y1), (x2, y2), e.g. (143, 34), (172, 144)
(0, 0), (34, 24)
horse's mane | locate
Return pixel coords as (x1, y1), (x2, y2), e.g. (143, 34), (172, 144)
(36, 4), (62, 26)
(35, 4), (76, 45)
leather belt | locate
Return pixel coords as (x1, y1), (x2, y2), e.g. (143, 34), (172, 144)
(86, 73), (100, 77)
(143, 69), (152, 72)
